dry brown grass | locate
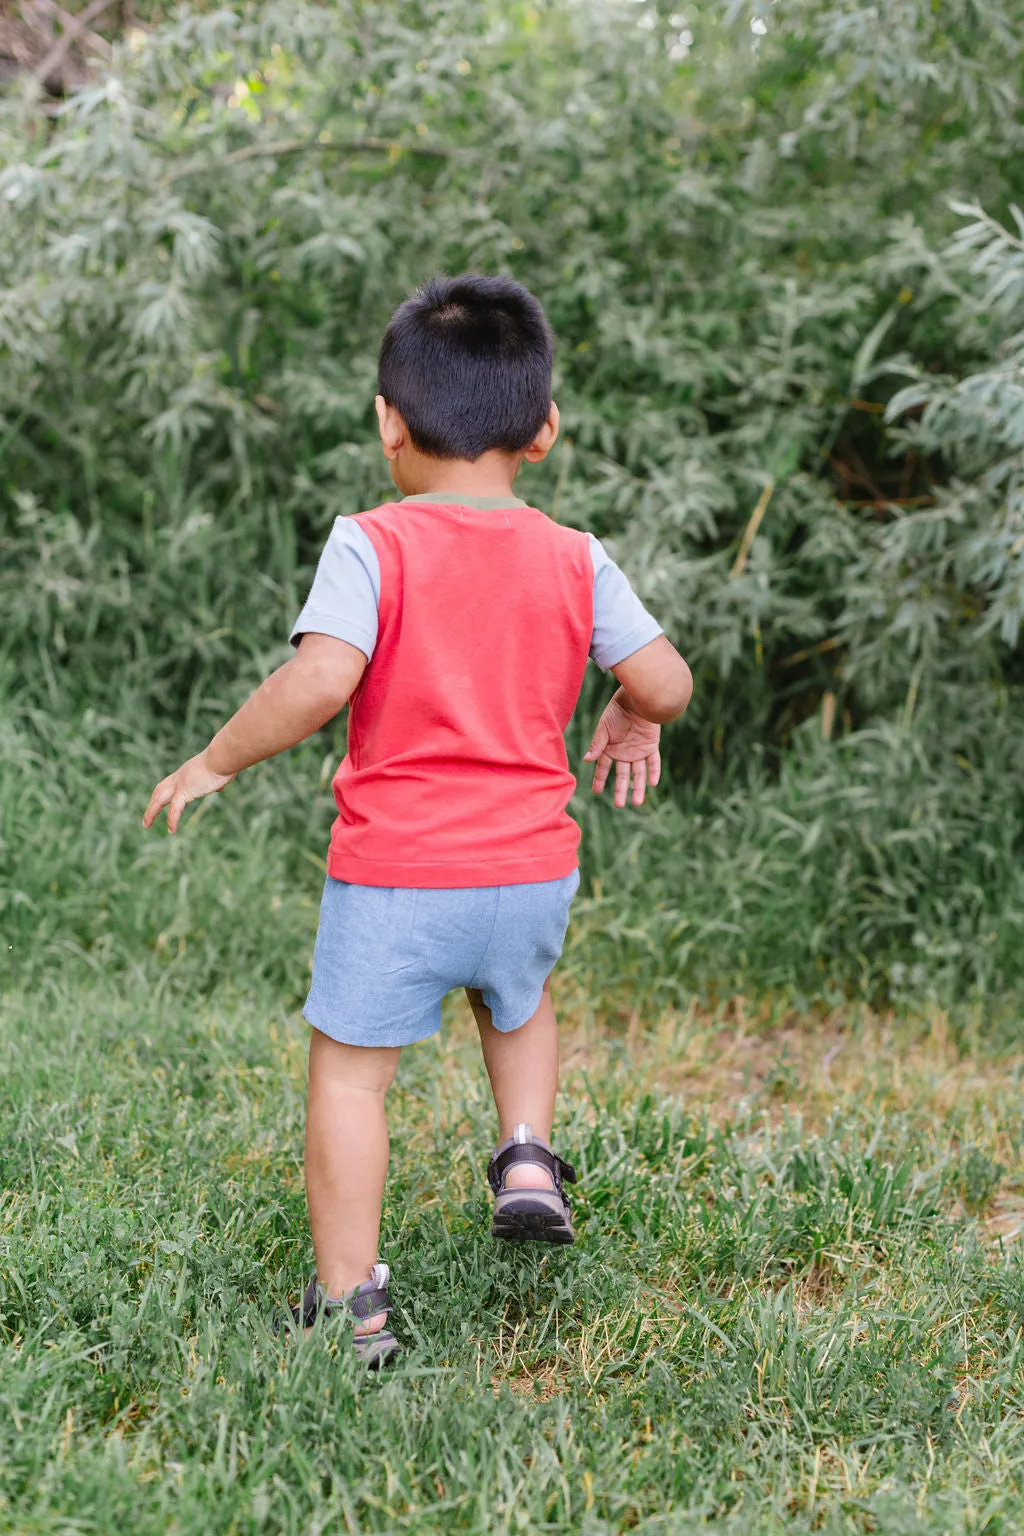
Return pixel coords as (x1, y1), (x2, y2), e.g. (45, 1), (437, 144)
(548, 989), (1020, 1149)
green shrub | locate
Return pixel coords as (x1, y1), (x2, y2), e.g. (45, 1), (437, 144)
(1, 0), (1022, 1003)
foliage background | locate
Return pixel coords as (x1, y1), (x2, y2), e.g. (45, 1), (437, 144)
(2, 0), (1024, 1008)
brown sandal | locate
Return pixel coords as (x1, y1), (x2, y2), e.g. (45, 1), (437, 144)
(488, 1123), (576, 1244)
(279, 1263), (401, 1368)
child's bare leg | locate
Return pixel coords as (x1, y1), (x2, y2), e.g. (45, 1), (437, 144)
(305, 1030), (400, 1331)
(467, 983), (558, 1190)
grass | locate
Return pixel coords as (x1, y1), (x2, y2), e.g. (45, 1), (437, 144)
(4, 962), (1024, 1534)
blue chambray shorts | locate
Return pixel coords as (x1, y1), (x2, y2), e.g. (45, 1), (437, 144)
(303, 870), (581, 1048)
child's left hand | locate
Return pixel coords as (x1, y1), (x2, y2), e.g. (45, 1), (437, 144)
(584, 692), (661, 808)
(142, 751), (236, 834)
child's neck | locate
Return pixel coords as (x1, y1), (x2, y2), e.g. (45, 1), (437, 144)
(397, 449), (522, 501)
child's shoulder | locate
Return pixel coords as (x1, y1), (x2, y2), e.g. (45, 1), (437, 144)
(351, 499), (403, 524)
(349, 499), (592, 562)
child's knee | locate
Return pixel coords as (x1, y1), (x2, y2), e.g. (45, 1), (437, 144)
(308, 1028), (400, 1094)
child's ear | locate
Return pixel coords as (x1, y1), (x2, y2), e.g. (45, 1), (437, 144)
(375, 395), (405, 460)
(523, 401), (560, 463)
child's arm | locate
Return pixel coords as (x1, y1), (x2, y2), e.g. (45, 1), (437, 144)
(142, 634), (366, 834)
(584, 635), (692, 809)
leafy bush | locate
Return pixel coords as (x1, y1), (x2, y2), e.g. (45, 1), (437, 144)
(1, 0), (1022, 1002)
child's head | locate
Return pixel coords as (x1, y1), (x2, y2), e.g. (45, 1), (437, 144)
(375, 273), (558, 492)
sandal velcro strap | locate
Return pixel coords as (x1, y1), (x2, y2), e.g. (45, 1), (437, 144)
(347, 1287), (391, 1321)
(291, 1275), (392, 1328)
(487, 1142), (577, 1195)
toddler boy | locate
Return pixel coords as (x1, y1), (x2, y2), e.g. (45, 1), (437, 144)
(143, 274), (692, 1366)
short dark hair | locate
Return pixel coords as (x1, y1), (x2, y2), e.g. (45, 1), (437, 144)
(377, 273), (553, 461)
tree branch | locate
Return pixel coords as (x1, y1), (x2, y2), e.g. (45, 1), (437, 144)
(49, 2), (112, 58)
(165, 134), (452, 184)
(33, 0), (117, 86)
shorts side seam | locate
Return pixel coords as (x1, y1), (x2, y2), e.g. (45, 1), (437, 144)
(466, 886), (503, 991)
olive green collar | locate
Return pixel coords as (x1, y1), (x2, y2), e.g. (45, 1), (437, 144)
(400, 491), (528, 510)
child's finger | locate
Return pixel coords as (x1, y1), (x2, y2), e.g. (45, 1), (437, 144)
(591, 752), (612, 795)
(613, 759), (630, 808)
(142, 779), (172, 828)
(166, 791), (187, 835)
(583, 724), (608, 762)
(648, 747), (661, 788)
(632, 757), (647, 806)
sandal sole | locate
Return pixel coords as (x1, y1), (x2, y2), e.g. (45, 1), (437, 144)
(492, 1206), (575, 1244)
(277, 1317), (402, 1368)
(357, 1336), (402, 1370)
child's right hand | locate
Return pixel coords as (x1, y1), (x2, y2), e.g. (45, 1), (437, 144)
(583, 691), (661, 808)
(142, 751), (236, 835)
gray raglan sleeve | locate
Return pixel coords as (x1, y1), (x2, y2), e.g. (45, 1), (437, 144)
(588, 534), (664, 670)
(289, 517), (381, 661)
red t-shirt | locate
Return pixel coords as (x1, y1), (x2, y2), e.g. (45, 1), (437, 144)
(326, 499), (594, 888)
